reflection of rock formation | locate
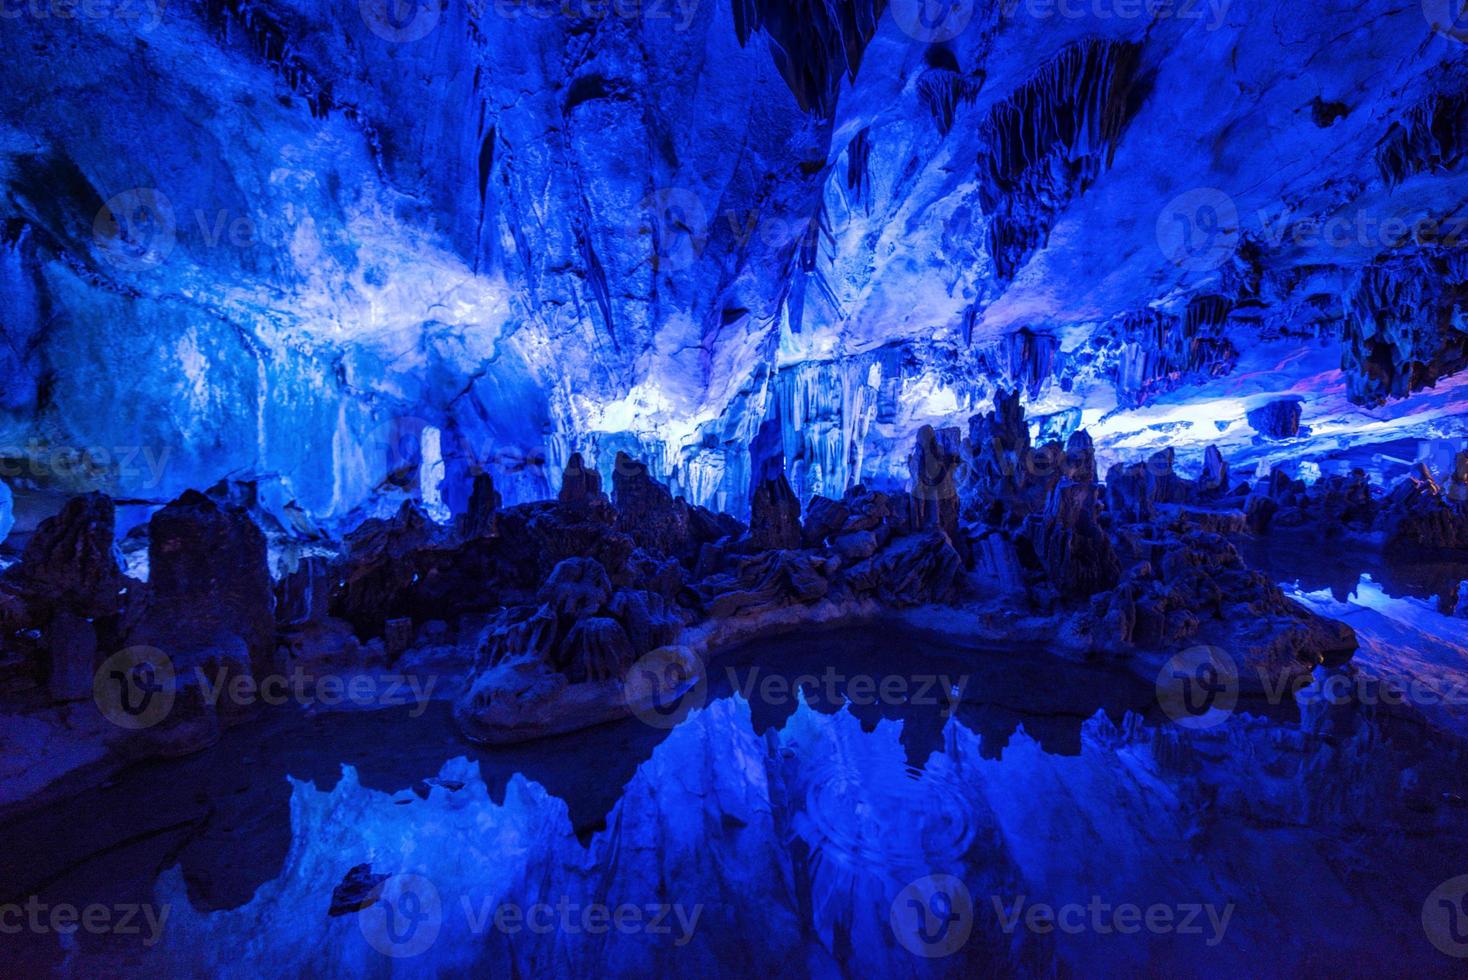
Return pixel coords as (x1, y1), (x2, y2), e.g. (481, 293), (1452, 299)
(145, 694), (1468, 977)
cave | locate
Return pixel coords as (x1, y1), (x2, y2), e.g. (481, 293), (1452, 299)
(2, 0), (1468, 975)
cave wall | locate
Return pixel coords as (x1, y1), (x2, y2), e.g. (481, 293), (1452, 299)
(1, 0), (1466, 530)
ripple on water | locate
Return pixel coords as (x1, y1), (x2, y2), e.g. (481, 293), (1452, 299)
(800, 758), (977, 874)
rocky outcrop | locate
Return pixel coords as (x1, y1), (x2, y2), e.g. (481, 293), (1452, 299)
(801, 496), (849, 548)
(612, 452), (690, 557)
(5, 493), (127, 620)
(842, 529), (961, 607)
(701, 551), (832, 619)
(557, 452), (606, 515)
(1026, 479), (1120, 600)
(1378, 470), (1468, 553)
(128, 490), (274, 673)
(749, 475), (802, 551)
(908, 424), (962, 549)
(1247, 399), (1304, 440)
(457, 471), (501, 540)
(1342, 250), (1468, 406)
(1089, 529), (1357, 687)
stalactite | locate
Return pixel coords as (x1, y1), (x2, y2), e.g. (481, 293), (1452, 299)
(994, 328), (1059, 399)
(977, 39), (1143, 281)
(774, 199), (836, 334)
(1342, 249), (1468, 406)
(207, 0), (333, 118)
(1110, 299), (1239, 408)
(845, 126), (872, 207)
(1375, 89), (1468, 188)
(917, 67), (981, 137)
(731, 0), (888, 117)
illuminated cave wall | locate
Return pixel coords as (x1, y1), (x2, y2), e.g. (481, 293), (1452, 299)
(1, 0), (1466, 534)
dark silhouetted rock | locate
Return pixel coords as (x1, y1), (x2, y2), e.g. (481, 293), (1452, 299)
(132, 490), (275, 674)
(329, 864), (388, 917)
(612, 452), (690, 556)
(1029, 480), (1120, 599)
(1379, 473), (1468, 552)
(909, 424), (962, 539)
(833, 530), (879, 562)
(701, 551), (832, 619)
(458, 471), (501, 539)
(1198, 445), (1230, 497)
(1248, 399), (1304, 440)
(750, 475), (803, 550)
(1065, 429), (1098, 484)
(802, 496), (849, 547)
(558, 452), (605, 514)
(9, 492), (127, 619)
(860, 529), (962, 606)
